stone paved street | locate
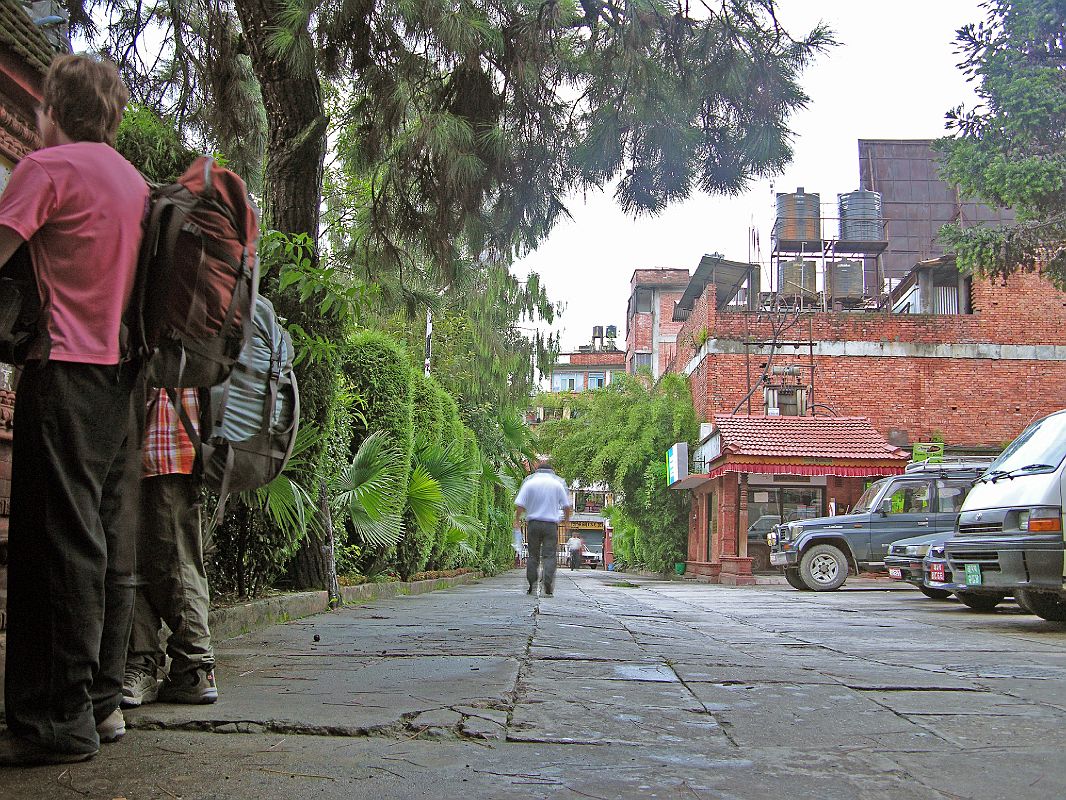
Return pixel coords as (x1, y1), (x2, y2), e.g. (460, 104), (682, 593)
(3, 569), (1066, 799)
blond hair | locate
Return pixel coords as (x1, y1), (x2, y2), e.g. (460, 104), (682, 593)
(42, 55), (129, 145)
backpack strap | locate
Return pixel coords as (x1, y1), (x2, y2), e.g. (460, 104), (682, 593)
(165, 387), (202, 452)
(206, 446), (236, 536)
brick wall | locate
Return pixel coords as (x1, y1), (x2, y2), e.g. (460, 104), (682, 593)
(567, 351), (626, 367)
(674, 272), (1066, 448)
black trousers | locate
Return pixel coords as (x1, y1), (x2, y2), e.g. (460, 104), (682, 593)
(4, 360), (141, 753)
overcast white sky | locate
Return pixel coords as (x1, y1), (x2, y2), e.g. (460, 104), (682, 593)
(512, 0), (987, 351)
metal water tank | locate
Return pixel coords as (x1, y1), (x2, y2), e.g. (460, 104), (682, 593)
(838, 190), (884, 240)
(592, 325), (604, 340)
(777, 259), (816, 296)
(775, 187), (821, 240)
(828, 260), (865, 299)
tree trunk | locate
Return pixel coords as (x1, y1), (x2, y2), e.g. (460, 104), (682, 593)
(234, 0), (340, 589)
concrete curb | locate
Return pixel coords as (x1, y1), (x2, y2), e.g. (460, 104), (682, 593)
(209, 572), (482, 641)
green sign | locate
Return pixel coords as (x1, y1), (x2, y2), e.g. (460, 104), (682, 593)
(913, 442), (945, 463)
(964, 563), (982, 586)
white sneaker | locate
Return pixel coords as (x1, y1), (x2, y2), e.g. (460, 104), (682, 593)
(96, 709), (126, 743)
(121, 670), (160, 708)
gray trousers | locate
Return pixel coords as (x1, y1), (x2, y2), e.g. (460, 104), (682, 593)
(526, 520), (558, 592)
(126, 473), (214, 679)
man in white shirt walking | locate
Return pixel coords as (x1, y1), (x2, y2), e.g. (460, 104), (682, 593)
(565, 534), (584, 571)
(514, 459), (572, 597)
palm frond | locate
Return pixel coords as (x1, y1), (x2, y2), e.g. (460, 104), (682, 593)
(335, 430), (408, 548)
(244, 423), (323, 538)
(407, 463), (444, 533)
(413, 438), (476, 514)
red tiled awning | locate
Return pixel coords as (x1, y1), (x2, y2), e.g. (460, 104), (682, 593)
(705, 462), (904, 480)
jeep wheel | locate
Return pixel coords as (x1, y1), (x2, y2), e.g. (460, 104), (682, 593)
(919, 585), (953, 600)
(784, 569), (811, 591)
(1016, 590), (1066, 621)
(798, 544), (848, 591)
(955, 591), (1006, 612)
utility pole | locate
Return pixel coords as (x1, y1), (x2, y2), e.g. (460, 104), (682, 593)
(424, 308), (433, 376)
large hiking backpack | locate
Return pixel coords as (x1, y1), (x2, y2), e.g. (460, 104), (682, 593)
(196, 295), (300, 502)
(133, 156), (260, 387)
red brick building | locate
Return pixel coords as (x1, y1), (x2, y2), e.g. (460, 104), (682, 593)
(0, 2), (55, 626)
(667, 263), (1066, 581)
(671, 267), (1066, 449)
(625, 268), (690, 379)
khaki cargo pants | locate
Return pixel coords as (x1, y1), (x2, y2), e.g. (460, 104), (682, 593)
(126, 472), (214, 679)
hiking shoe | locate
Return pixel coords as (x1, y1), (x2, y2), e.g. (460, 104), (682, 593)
(0, 732), (96, 766)
(96, 709), (125, 743)
(158, 669), (218, 704)
(121, 670), (160, 708)
(527, 583), (535, 595)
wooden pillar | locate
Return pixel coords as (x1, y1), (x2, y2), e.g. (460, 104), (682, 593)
(720, 471), (756, 586)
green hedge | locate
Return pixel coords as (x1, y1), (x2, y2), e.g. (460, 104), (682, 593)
(342, 331), (414, 575)
(343, 331), (415, 465)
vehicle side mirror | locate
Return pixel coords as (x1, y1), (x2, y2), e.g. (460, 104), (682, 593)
(877, 499), (891, 516)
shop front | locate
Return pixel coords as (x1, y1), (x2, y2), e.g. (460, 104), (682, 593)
(674, 415), (907, 584)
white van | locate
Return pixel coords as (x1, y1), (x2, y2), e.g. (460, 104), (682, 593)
(943, 409), (1066, 621)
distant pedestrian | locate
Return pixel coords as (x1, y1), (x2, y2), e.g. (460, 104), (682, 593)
(0, 55), (148, 765)
(122, 388), (218, 710)
(514, 459), (572, 597)
(566, 534), (584, 571)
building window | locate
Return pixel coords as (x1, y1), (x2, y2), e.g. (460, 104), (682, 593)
(632, 353), (652, 373)
(635, 288), (653, 313)
(551, 372), (584, 392)
(588, 372), (605, 389)
(747, 486), (825, 541)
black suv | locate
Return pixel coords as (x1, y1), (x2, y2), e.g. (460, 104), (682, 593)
(768, 461), (989, 591)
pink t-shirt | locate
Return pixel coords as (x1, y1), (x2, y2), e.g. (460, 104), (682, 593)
(0, 142), (148, 364)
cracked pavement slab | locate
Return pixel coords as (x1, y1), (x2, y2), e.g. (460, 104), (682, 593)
(3, 569), (1066, 798)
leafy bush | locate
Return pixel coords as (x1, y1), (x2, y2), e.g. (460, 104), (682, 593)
(343, 332), (415, 466)
(115, 104), (196, 182)
(340, 332), (415, 568)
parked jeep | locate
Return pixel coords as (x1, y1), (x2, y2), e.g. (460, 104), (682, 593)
(769, 462), (988, 591)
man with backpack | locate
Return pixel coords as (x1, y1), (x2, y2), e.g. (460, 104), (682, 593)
(122, 388), (218, 708)
(0, 55), (148, 764)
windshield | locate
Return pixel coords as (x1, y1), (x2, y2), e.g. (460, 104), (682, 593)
(986, 412), (1066, 476)
(851, 478), (890, 514)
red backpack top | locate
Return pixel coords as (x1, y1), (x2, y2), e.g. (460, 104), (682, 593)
(130, 156), (260, 387)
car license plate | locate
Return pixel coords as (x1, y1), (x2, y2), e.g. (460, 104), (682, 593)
(964, 563), (982, 586)
(930, 564), (946, 582)
(888, 567), (902, 579)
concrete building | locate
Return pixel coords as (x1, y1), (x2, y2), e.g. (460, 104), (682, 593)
(625, 268), (690, 379)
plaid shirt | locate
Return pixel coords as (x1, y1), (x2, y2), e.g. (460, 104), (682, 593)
(143, 388), (200, 477)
